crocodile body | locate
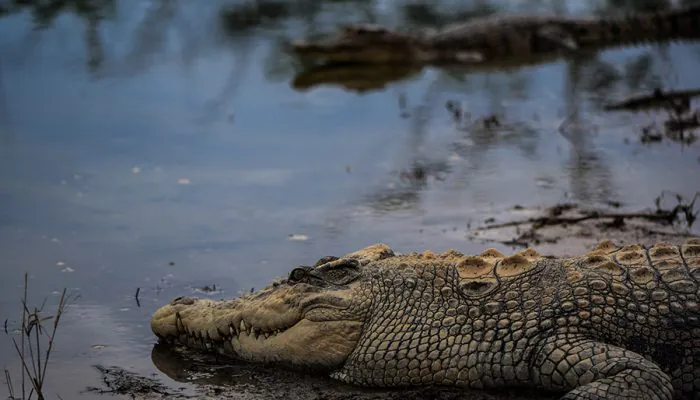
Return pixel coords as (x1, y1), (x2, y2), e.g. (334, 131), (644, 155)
(152, 239), (700, 399)
(292, 6), (700, 65)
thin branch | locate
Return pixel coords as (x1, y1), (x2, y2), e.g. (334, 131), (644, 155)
(10, 337), (38, 396)
(21, 273), (27, 400)
(479, 210), (678, 230)
(4, 368), (14, 398)
(40, 288), (67, 384)
(34, 309), (42, 395)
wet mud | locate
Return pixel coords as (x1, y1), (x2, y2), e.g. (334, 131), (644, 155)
(87, 200), (699, 400)
(470, 195), (699, 255)
(88, 343), (555, 400)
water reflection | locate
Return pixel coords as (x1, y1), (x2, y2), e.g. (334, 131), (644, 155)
(3, 0), (115, 72)
(0, 56), (12, 145)
(560, 58), (616, 203)
(0, 0), (699, 398)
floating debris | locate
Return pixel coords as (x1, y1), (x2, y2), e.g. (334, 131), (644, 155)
(604, 87), (700, 113)
(193, 284), (219, 294)
(134, 287), (141, 308)
(472, 192), (699, 249)
(665, 111), (700, 134)
(177, 178), (191, 185)
(288, 234), (309, 241)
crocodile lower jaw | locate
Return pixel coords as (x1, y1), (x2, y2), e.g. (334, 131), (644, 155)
(161, 314), (362, 368)
(167, 316), (296, 359)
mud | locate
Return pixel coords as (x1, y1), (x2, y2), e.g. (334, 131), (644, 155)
(88, 200), (699, 400)
(470, 197), (698, 256)
(87, 343), (555, 400)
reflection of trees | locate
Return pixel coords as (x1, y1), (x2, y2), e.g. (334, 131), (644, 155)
(0, 55), (12, 148)
(342, 0), (697, 216)
(561, 57), (617, 204)
(2, 0), (697, 217)
(122, 0), (177, 74)
(3, 0), (697, 82)
(4, 0), (116, 29)
(345, 66), (544, 215)
(5, 0), (116, 73)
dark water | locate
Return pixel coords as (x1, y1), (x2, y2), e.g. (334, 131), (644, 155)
(1, 0), (699, 398)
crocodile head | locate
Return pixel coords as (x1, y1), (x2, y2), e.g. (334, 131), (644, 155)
(150, 244), (395, 371)
(292, 25), (428, 64)
(151, 242), (548, 385)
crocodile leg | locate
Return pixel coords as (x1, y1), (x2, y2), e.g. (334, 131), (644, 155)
(530, 334), (674, 400)
(535, 25), (579, 51)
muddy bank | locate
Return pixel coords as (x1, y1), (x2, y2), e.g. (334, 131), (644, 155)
(470, 197), (698, 256)
(87, 343), (555, 400)
(88, 199), (698, 400)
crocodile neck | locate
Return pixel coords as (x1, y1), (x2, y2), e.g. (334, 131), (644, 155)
(423, 6), (700, 63)
(293, 6), (700, 66)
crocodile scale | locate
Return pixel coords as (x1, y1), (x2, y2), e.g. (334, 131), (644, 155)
(152, 238), (700, 399)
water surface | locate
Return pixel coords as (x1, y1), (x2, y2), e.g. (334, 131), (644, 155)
(1, 1), (699, 398)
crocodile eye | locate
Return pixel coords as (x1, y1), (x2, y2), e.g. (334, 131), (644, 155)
(289, 267), (309, 282)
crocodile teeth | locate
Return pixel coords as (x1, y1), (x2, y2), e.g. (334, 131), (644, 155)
(263, 332), (270, 339)
(175, 312), (184, 332)
(239, 320), (247, 333)
(229, 324), (236, 336)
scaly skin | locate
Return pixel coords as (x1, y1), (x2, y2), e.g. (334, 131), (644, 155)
(152, 238), (700, 399)
(292, 6), (700, 65)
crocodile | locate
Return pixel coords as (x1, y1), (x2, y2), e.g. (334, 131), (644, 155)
(291, 6), (700, 66)
(151, 238), (700, 399)
(292, 63), (422, 92)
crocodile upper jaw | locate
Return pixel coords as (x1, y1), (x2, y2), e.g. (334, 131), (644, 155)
(292, 38), (421, 64)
